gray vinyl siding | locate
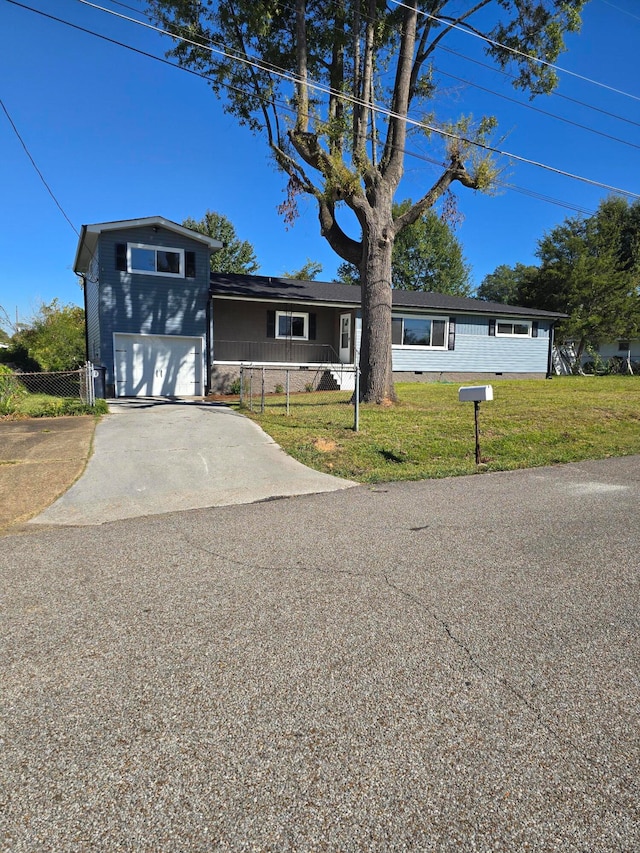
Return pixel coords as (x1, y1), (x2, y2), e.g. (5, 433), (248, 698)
(212, 299), (340, 361)
(96, 226), (211, 384)
(391, 315), (551, 373)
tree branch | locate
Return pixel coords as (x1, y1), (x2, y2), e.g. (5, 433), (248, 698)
(392, 155), (479, 236)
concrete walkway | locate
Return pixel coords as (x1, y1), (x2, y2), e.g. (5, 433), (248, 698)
(32, 399), (355, 526)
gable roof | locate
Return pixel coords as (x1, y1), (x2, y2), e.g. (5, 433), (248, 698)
(74, 216), (224, 274)
(210, 273), (566, 320)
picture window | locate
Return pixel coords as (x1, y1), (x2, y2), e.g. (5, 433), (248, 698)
(392, 316), (447, 348)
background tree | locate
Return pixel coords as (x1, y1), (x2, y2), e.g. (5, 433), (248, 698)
(183, 210), (259, 274)
(476, 263), (538, 304)
(281, 259), (323, 280)
(338, 201), (471, 295)
(6, 300), (85, 371)
(520, 197), (640, 363)
(149, 0), (589, 401)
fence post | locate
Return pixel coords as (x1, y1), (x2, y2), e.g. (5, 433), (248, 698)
(286, 369), (290, 416)
(85, 361), (95, 406)
(261, 367), (265, 413)
(239, 365), (244, 406)
(249, 368), (253, 411)
(353, 366), (360, 432)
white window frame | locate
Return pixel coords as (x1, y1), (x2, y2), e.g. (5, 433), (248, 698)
(392, 315), (448, 349)
(127, 243), (185, 278)
(275, 310), (309, 341)
(495, 320), (531, 337)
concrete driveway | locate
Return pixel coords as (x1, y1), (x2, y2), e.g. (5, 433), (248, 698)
(32, 399), (355, 526)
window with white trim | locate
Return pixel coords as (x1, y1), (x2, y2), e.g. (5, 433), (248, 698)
(276, 311), (309, 340)
(128, 243), (185, 277)
(496, 320), (531, 337)
(392, 316), (447, 348)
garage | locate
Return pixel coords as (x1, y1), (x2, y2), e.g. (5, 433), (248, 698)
(114, 333), (203, 397)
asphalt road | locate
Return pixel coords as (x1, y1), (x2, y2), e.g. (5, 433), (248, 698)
(2, 456), (640, 851)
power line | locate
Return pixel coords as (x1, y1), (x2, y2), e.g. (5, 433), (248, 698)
(68, 0), (640, 199)
(598, 0), (640, 24)
(0, 96), (78, 236)
(7, 0), (640, 209)
(391, 0), (640, 103)
(435, 43), (640, 131)
(432, 65), (640, 152)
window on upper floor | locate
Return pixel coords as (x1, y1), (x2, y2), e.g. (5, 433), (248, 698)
(116, 242), (196, 277)
(128, 243), (184, 277)
(392, 316), (447, 348)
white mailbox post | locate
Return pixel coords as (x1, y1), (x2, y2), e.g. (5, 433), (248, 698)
(458, 385), (494, 464)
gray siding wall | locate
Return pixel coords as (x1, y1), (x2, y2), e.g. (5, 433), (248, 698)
(391, 314), (551, 374)
(97, 226), (211, 384)
(212, 299), (341, 360)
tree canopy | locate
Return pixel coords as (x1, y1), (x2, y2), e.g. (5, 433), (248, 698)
(281, 259), (323, 280)
(3, 300), (86, 372)
(149, 0), (589, 401)
(183, 210), (259, 274)
(476, 263), (538, 304)
(522, 197), (640, 360)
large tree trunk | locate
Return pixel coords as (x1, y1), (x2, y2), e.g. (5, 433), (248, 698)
(359, 209), (396, 403)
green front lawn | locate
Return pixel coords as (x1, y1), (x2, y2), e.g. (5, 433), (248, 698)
(243, 376), (640, 482)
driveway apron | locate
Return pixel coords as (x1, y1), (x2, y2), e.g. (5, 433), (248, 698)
(31, 399), (355, 526)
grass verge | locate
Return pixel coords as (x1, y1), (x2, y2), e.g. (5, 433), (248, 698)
(241, 376), (640, 482)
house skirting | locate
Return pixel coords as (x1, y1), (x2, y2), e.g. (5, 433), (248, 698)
(391, 371), (547, 383)
(210, 362), (355, 394)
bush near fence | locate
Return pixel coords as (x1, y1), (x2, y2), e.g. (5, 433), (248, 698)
(0, 363), (98, 416)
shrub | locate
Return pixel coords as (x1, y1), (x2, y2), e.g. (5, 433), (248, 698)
(228, 378), (242, 395)
(0, 365), (27, 414)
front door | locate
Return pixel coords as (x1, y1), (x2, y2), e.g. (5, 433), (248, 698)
(339, 313), (351, 363)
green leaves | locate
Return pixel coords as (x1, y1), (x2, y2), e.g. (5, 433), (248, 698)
(183, 210), (260, 274)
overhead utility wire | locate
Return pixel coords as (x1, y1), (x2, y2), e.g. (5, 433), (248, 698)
(0, 96), (78, 236)
(68, 0), (640, 199)
(391, 0), (640, 103)
(14, 2), (593, 219)
(599, 0), (640, 24)
(193, 0), (640, 131)
(10, 0), (640, 204)
(433, 65), (640, 152)
(436, 43), (640, 130)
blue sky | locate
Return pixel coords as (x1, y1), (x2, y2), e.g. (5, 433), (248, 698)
(1, 0), (639, 326)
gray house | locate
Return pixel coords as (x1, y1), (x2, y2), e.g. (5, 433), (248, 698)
(75, 216), (222, 397)
(75, 216), (564, 397)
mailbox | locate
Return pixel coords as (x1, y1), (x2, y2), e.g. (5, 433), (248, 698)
(458, 384), (493, 403)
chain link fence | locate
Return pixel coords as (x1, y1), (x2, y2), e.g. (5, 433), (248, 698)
(6, 362), (97, 404)
(239, 364), (360, 431)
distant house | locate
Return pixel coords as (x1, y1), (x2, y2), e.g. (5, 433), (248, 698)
(74, 216), (565, 397)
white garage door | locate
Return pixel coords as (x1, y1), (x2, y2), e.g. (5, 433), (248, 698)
(114, 334), (203, 397)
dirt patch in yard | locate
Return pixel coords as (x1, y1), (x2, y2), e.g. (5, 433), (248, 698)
(0, 416), (96, 533)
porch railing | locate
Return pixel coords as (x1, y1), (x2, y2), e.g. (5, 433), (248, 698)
(213, 339), (343, 364)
